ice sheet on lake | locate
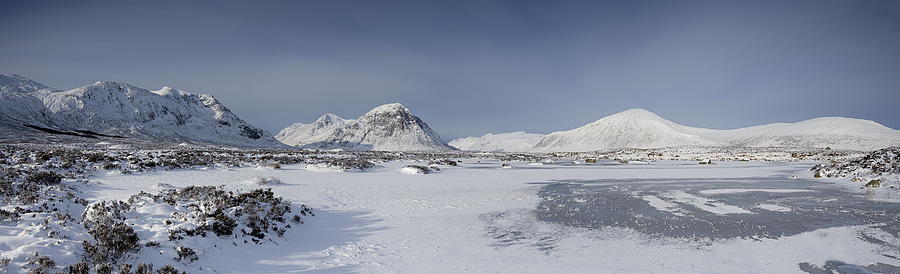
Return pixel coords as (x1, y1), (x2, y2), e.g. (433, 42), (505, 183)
(699, 188), (813, 195)
(639, 194), (687, 216)
(663, 190), (752, 214)
(756, 204), (792, 212)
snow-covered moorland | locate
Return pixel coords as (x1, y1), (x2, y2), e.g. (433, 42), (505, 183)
(1, 143), (899, 273)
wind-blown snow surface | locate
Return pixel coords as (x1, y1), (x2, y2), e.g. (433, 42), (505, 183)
(449, 131), (545, 152)
(74, 160), (900, 273)
(0, 74), (282, 147)
(278, 103), (453, 151)
(532, 108), (900, 152)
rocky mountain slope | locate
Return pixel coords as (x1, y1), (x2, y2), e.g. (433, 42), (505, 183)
(0, 74), (282, 148)
(278, 103), (452, 151)
(531, 108), (900, 152)
(449, 132), (545, 152)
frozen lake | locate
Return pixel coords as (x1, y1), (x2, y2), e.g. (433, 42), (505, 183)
(85, 160), (900, 273)
(533, 172), (900, 240)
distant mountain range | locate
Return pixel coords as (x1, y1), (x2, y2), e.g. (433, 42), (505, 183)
(276, 103), (452, 151)
(457, 108), (900, 152)
(449, 132), (544, 152)
(0, 74), (283, 147)
(3, 74), (898, 151)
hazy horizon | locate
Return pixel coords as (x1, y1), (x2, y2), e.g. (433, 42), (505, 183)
(2, 0), (899, 140)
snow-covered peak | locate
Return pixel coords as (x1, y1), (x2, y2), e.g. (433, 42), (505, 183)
(152, 86), (185, 96)
(88, 80), (131, 88)
(276, 113), (351, 146)
(364, 103), (409, 116)
(0, 74), (55, 93)
(315, 113), (349, 124)
(277, 103), (452, 151)
(606, 108), (665, 121)
(532, 108), (717, 152)
(69, 81), (148, 97)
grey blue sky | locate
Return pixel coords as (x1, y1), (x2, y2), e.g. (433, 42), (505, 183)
(1, 0), (899, 140)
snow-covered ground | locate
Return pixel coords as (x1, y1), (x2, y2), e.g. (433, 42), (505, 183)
(59, 159), (900, 273)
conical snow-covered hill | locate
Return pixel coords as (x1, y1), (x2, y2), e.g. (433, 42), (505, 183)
(532, 109), (720, 152)
(531, 108), (900, 152)
(0, 74), (283, 148)
(278, 103), (453, 151)
(449, 132), (545, 152)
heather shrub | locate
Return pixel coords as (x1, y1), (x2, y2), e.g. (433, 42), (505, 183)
(82, 222), (140, 264)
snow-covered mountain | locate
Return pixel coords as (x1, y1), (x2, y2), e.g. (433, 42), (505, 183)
(0, 74), (283, 148)
(714, 117), (900, 151)
(278, 103), (453, 151)
(532, 109), (720, 152)
(0, 74), (56, 93)
(532, 108), (900, 152)
(276, 113), (351, 146)
(449, 132), (545, 152)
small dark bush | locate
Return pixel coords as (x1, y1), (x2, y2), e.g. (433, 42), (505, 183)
(156, 265), (182, 274)
(0, 209), (19, 222)
(117, 263), (133, 274)
(326, 158), (374, 170)
(82, 200), (131, 228)
(101, 162), (120, 170)
(208, 210), (237, 236)
(404, 165), (438, 174)
(26, 171), (62, 185)
(26, 253), (55, 273)
(66, 262), (90, 274)
(428, 159), (458, 166)
(175, 246), (198, 262)
(134, 263), (153, 274)
(86, 154), (106, 163)
(94, 263), (113, 274)
(82, 222), (140, 264)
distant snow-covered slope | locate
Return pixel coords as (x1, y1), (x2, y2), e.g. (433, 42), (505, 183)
(532, 109), (720, 152)
(279, 103), (453, 151)
(0, 74), (283, 148)
(0, 74), (56, 93)
(449, 132), (545, 152)
(275, 113), (351, 146)
(532, 108), (900, 152)
(714, 117), (900, 151)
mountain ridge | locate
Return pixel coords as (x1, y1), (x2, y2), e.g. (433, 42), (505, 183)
(278, 103), (453, 151)
(531, 108), (900, 152)
(0, 75), (283, 148)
